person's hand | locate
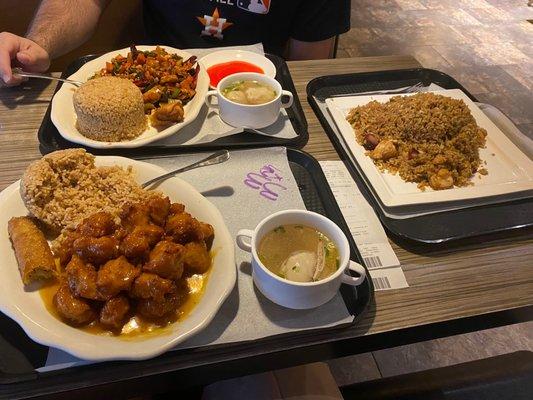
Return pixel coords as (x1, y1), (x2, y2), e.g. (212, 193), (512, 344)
(0, 32), (50, 86)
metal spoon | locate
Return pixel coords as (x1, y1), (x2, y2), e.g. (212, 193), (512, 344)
(141, 150), (230, 188)
(12, 68), (84, 87)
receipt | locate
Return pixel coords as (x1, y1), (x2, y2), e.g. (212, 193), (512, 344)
(320, 161), (408, 290)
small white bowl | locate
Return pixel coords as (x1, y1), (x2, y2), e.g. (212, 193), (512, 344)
(236, 210), (367, 309)
(199, 49), (276, 88)
(205, 72), (293, 129)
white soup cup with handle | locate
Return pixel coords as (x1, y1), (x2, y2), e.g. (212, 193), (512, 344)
(236, 209), (367, 309)
(205, 72), (293, 129)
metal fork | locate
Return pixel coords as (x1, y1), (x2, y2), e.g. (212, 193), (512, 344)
(12, 68), (84, 87)
(325, 82), (425, 100)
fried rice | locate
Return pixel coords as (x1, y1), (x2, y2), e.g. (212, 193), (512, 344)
(20, 149), (155, 232)
(346, 92), (487, 190)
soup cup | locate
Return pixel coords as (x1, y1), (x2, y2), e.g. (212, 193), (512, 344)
(204, 72), (293, 129)
(236, 210), (367, 310)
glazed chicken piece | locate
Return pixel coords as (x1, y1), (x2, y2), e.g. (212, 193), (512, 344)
(120, 202), (150, 232)
(136, 281), (188, 319)
(119, 230), (151, 261)
(147, 196), (171, 226)
(76, 212), (116, 238)
(120, 224), (164, 261)
(199, 222), (215, 249)
(131, 272), (175, 300)
(54, 283), (96, 326)
(143, 240), (184, 280)
(182, 241), (211, 274)
(150, 101), (184, 126)
(137, 292), (179, 320)
(73, 236), (119, 265)
(134, 224), (164, 247)
(169, 203), (185, 215)
(112, 227), (128, 242)
(97, 256), (140, 297)
(165, 212), (204, 244)
(121, 197), (170, 229)
(54, 230), (81, 266)
(65, 254), (102, 300)
(100, 295), (130, 330)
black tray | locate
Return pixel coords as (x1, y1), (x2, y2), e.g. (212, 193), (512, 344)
(307, 68), (533, 244)
(0, 149), (372, 399)
(37, 54), (308, 156)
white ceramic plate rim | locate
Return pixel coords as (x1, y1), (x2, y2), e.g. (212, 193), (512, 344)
(326, 89), (533, 207)
(199, 49), (276, 88)
(0, 157), (236, 361)
(50, 46), (209, 149)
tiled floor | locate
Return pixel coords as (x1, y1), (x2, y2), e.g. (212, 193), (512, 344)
(328, 0), (533, 388)
(337, 0), (533, 138)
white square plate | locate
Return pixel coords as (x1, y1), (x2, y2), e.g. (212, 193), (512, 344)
(326, 89), (533, 208)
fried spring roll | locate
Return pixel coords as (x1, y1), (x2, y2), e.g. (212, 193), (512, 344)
(8, 216), (56, 285)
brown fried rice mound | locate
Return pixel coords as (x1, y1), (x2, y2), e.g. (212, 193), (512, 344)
(20, 149), (157, 232)
(346, 92), (487, 190)
(73, 76), (147, 142)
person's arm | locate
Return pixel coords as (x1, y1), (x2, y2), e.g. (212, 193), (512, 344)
(0, 0), (109, 85)
(286, 38), (335, 61)
(26, 0), (110, 59)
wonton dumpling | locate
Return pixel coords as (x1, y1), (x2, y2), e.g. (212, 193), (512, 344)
(244, 85), (276, 105)
(280, 251), (316, 282)
(226, 90), (247, 104)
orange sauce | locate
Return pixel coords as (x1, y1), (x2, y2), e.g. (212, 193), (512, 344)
(39, 269), (211, 340)
(207, 61), (264, 87)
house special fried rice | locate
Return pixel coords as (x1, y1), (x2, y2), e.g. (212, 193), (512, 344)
(346, 92), (488, 190)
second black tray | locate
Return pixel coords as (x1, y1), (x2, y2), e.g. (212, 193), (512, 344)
(37, 53), (308, 156)
(307, 68), (533, 244)
(0, 148), (372, 399)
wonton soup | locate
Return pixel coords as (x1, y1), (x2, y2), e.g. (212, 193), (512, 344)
(222, 80), (277, 105)
(258, 225), (340, 283)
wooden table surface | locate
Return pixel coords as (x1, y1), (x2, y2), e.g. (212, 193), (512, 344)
(0, 55), (532, 354)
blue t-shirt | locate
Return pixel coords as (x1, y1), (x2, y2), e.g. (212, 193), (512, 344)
(143, 0), (350, 56)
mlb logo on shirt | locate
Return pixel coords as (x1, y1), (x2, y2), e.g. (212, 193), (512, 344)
(237, 0), (271, 14)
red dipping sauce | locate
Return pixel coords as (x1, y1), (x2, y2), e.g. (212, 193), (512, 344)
(207, 61), (264, 87)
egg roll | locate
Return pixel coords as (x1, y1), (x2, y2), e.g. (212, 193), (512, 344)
(8, 216), (56, 285)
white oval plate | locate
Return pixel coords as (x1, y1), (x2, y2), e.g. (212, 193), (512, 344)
(199, 49), (276, 88)
(51, 46), (209, 149)
(0, 157), (236, 361)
